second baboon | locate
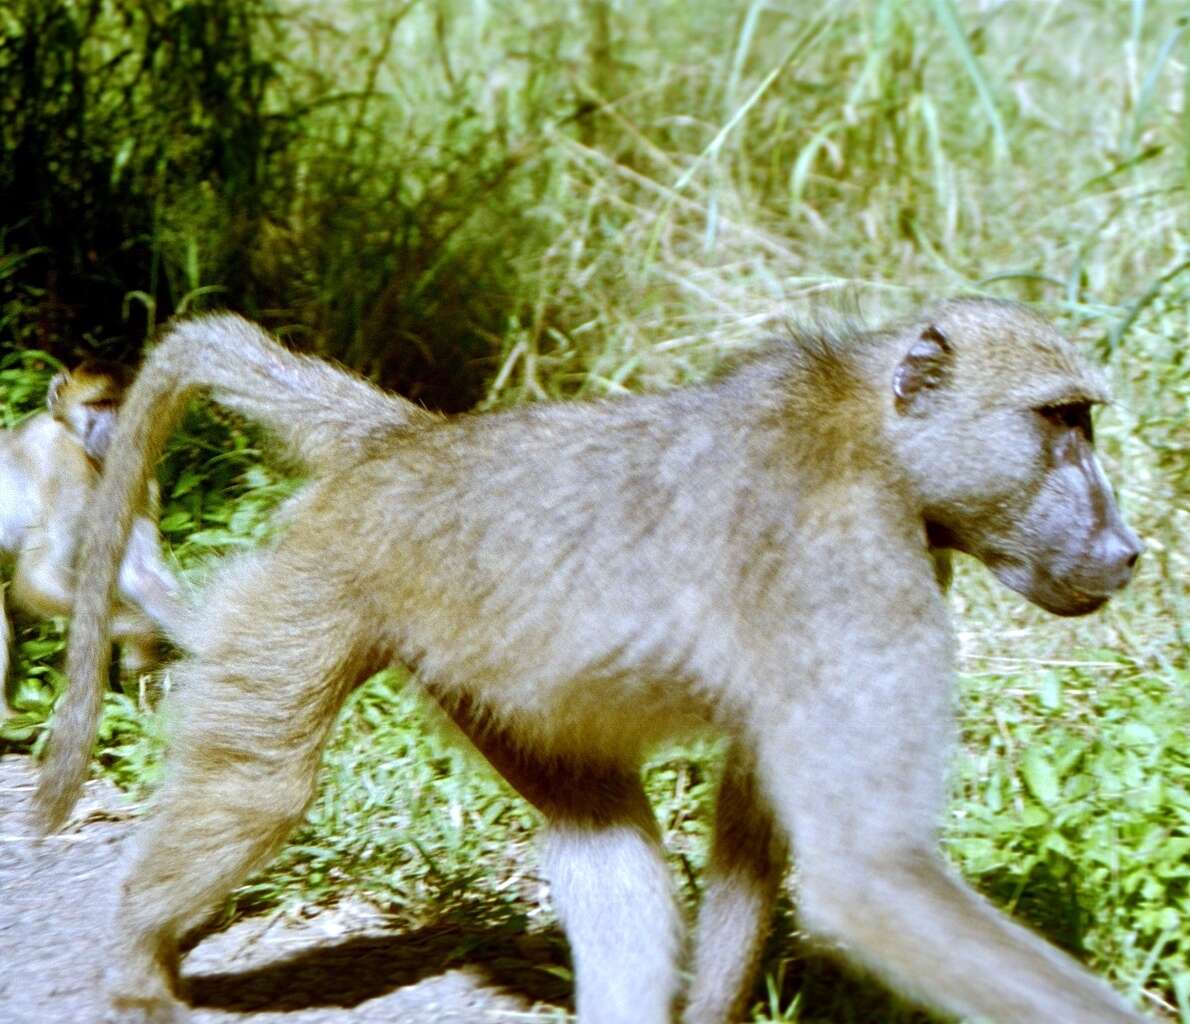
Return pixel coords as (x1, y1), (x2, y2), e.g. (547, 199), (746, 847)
(0, 362), (182, 713)
(37, 300), (1145, 1024)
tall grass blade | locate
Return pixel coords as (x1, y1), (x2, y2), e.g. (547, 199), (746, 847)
(926, 0), (1009, 162)
(724, 0), (766, 111)
(1127, 19), (1188, 158)
(673, 8), (836, 192)
(1183, 21), (1190, 199)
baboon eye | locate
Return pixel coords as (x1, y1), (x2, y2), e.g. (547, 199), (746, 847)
(1036, 402), (1094, 441)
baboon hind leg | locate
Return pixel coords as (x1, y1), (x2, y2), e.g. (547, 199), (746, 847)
(106, 571), (376, 1022)
(684, 741), (787, 1024)
(539, 765), (682, 1024)
(447, 699), (683, 1024)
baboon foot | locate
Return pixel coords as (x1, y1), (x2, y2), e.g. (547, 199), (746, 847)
(105, 993), (190, 1024)
(105, 959), (187, 1024)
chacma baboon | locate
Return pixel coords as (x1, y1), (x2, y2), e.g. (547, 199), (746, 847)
(0, 361), (183, 714)
(36, 299), (1146, 1024)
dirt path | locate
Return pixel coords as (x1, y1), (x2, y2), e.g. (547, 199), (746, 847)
(0, 756), (570, 1024)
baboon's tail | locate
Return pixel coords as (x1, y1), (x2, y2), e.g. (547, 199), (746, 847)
(156, 315), (436, 471)
(33, 314), (430, 833)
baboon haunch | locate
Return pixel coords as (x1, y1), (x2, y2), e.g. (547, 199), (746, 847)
(36, 299), (1145, 1023)
(0, 362), (182, 714)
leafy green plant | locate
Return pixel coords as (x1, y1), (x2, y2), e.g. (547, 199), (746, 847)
(951, 663), (1189, 1013)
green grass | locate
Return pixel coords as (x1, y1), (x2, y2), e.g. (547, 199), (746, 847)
(1, 0), (1187, 1020)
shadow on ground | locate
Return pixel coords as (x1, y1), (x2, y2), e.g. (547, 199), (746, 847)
(186, 858), (1098, 1022)
(188, 921), (572, 1014)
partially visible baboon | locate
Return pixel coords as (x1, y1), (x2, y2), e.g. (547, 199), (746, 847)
(46, 359), (132, 463)
(0, 361), (183, 713)
(36, 300), (1146, 1024)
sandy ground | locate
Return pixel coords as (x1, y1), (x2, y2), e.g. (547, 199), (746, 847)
(0, 755), (571, 1024)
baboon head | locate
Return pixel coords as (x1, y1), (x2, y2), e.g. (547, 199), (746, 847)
(47, 360), (132, 463)
(886, 298), (1142, 616)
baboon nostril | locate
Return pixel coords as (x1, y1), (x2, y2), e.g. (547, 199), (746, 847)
(1121, 532), (1145, 570)
(1101, 529), (1143, 581)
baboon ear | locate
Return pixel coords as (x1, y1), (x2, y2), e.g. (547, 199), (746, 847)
(46, 370), (69, 418)
(893, 325), (952, 414)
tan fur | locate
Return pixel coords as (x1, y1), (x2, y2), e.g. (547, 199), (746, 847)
(0, 365), (182, 714)
(36, 301), (1145, 1023)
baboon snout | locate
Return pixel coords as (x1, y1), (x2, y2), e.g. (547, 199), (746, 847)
(1088, 524), (1143, 592)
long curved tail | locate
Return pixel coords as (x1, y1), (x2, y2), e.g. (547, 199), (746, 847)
(33, 314), (430, 833)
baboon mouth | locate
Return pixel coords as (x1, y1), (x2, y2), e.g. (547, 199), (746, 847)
(1032, 589), (1110, 617)
(990, 559), (1113, 617)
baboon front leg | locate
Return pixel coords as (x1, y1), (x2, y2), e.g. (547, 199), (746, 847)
(796, 846), (1145, 1024)
(683, 741), (787, 1024)
(448, 700), (683, 1024)
(760, 695), (1147, 1024)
